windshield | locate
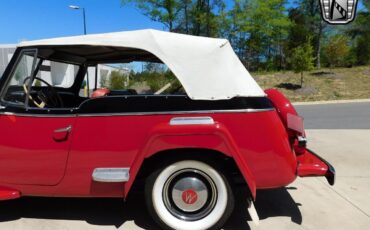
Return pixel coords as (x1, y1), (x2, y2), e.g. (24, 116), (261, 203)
(1, 49), (79, 107)
(2, 50), (39, 106)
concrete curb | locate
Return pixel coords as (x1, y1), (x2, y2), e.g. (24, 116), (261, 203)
(293, 99), (370, 106)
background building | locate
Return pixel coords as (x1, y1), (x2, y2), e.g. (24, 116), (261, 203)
(0, 44), (16, 77)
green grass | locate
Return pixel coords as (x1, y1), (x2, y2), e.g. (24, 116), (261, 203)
(253, 66), (370, 102)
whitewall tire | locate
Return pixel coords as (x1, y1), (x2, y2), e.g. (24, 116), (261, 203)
(145, 160), (234, 230)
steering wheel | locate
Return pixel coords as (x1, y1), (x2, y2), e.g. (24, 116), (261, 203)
(23, 76), (64, 108)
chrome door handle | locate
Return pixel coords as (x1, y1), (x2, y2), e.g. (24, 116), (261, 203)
(0, 105), (5, 110)
(53, 125), (72, 142)
(54, 125), (72, 133)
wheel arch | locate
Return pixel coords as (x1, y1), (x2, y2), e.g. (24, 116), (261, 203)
(124, 147), (256, 200)
(134, 148), (241, 180)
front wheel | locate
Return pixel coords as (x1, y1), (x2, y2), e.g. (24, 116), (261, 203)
(145, 160), (234, 230)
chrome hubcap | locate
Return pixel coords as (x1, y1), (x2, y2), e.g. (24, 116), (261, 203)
(172, 177), (208, 212)
(163, 169), (217, 221)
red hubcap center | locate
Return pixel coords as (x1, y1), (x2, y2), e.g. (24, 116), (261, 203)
(182, 189), (198, 205)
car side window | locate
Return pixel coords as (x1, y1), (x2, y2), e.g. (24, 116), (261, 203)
(90, 62), (184, 97)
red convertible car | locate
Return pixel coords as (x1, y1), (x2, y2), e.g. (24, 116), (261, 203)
(0, 30), (334, 230)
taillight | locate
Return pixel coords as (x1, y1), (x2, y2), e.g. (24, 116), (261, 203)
(287, 113), (304, 135)
(265, 89), (307, 154)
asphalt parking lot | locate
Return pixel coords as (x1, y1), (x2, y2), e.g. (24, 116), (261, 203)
(296, 102), (370, 129)
(0, 104), (369, 229)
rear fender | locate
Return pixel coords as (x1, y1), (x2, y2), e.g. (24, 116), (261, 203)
(124, 121), (258, 199)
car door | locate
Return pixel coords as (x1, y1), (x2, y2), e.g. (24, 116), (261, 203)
(0, 49), (75, 185)
(0, 109), (75, 185)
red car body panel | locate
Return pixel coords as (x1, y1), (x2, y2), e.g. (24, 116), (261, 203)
(0, 115), (75, 185)
(0, 185), (20, 200)
(0, 110), (299, 200)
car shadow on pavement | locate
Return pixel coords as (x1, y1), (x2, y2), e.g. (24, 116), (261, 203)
(256, 187), (302, 223)
(0, 191), (159, 230)
(0, 187), (301, 230)
(224, 186), (302, 230)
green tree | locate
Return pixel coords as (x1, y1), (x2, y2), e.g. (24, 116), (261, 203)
(123, 0), (225, 37)
(145, 70), (180, 92)
(144, 62), (165, 72)
(226, 0), (247, 62)
(122, 0), (369, 72)
(324, 35), (350, 68)
(364, 0), (370, 9)
(347, 0), (370, 65)
(189, 0), (225, 37)
(242, 0), (291, 70)
(354, 34), (370, 65)
(286, 8), (311, 66)
(295, 0), (327, 69)
(109, 71), (127, 90)
(122, 0), (181, 31)
(289, 39), (314, 87)
(177, 0), (193, 34)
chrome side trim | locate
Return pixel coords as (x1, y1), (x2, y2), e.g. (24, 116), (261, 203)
(0, 112), (76, 118)
(77, 108), (275, 117)
(92, 168), (130, 183)
(0, 108), (275, 118)
(170, 117), (214, 125)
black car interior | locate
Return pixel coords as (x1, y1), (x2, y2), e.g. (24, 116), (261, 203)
(1, 46), (170, 110)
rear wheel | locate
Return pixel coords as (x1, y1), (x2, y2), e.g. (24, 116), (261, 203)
(145, 160), (234, 230)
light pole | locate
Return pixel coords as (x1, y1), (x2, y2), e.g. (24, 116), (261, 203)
(68, 5), (87, 35)
(69, 5), (89, 96)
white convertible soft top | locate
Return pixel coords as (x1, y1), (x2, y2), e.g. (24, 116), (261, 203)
(19, 29), (265, 100)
